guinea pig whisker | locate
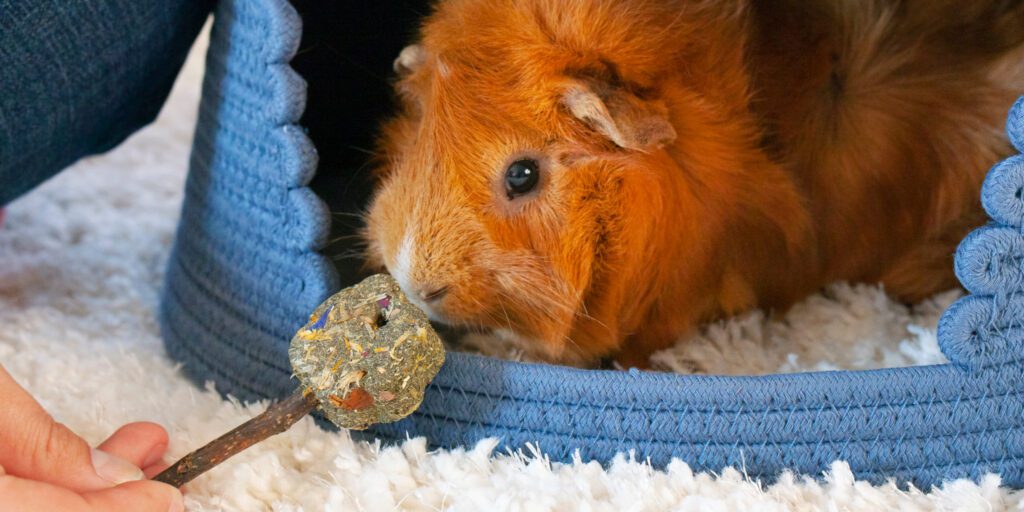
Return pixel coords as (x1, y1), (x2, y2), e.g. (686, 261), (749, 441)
(577, 295), (590, 316)
(293, 42), (319, 57)
(320, 43), (392, 85)
(345, 145), (379, 158)
(464, 317), (488, 335)
(560, 334), (585, 360)
(330, 253), (365, 262)
(471, 292), (505, 334)
(329, 211), (367, 220)
(498, 302), (513, 333)
(325, 234), (368, 245)
(493, 288), (536, 319)
(399, 0), (428, 17)
(573, 308), (611, 333)
(491, 292), (515, 333)
(328, 250), (357, 258)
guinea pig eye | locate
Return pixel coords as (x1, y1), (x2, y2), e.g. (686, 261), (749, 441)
(504, 159), (541, 199)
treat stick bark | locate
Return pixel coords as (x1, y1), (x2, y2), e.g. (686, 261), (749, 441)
(153, 390), (319, 487)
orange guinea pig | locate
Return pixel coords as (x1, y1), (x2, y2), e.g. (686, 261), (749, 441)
(364, 0), (1024, 367)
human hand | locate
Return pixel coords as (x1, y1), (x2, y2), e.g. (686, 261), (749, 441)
(0, 365), (183, 511)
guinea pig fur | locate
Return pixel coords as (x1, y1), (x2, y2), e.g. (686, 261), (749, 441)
(365, 0), (1024, 367)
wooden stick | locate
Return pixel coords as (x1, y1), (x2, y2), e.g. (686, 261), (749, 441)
(153, 390), (319, 487)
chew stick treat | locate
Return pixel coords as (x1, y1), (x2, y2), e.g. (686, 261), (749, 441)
(154, 274), (445, 487)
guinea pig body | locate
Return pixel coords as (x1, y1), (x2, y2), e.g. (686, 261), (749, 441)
(365, 0), (1024, 367)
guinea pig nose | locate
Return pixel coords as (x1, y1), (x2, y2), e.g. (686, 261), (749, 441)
(419, 285), (450, 303)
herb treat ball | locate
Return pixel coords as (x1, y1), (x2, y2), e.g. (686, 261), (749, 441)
(288, 274), (446, 430)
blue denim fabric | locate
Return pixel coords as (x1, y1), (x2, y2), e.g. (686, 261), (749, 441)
(0, 0), (214, 205)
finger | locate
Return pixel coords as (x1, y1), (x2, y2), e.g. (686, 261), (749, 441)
(0, 366), (138, 491)
(97, 422), (171, 480)
(0, 467), (183, 512)
(82, 479), (184, 512)
(0, 468), (95, 512)
(142, 460), (171, 480)
(97, 422), (170, 469)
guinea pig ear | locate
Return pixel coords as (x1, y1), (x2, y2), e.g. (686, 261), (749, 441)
(562, 82), (676, 152)
(393, 44), (427, 76)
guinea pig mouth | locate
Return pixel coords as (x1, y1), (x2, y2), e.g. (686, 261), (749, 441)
(403, 292), (446, 323)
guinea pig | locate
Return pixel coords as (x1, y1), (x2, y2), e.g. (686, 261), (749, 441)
(364, 0), (1024, 367)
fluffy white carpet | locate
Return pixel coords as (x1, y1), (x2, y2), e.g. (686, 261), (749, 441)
(2, 27), (1022, 511)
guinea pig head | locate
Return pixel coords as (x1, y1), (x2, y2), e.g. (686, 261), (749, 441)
(364, 0), (800, 365)
(363, 2), (700, 365)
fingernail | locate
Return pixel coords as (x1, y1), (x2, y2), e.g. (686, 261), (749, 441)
(167, 489), (185, 512)
(90, 448), (145, 485)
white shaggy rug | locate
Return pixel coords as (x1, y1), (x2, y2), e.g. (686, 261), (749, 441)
(2, 27), (1022, 511)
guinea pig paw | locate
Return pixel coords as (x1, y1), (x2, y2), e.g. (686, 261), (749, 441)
(457, 331), (526, 361)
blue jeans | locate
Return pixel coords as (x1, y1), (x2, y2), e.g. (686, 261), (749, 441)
(0, 0), (214, 205)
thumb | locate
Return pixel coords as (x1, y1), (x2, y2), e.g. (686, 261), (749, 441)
(0, 466), (182, 512)
(0, 367), (143, 492)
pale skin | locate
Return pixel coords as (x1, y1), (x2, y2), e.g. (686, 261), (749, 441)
(0, 365), (183, 511)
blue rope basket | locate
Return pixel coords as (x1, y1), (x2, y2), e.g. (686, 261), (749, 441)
(161, 0), (1024, 488)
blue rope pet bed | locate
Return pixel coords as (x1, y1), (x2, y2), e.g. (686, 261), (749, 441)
(161, 0), (1024, 488)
